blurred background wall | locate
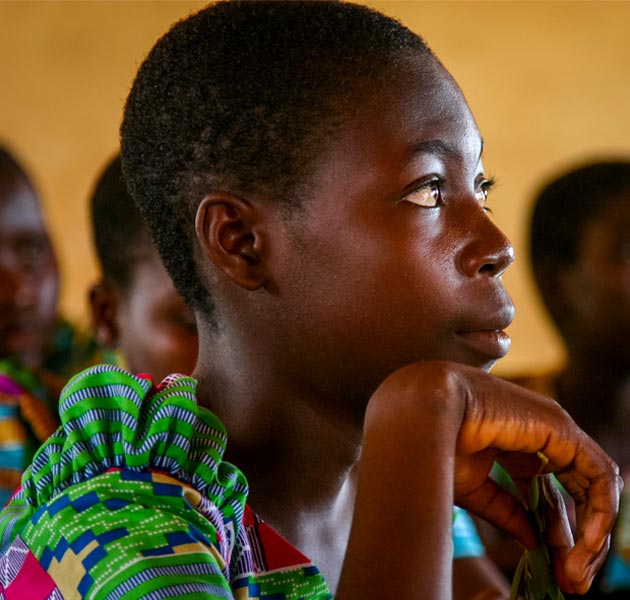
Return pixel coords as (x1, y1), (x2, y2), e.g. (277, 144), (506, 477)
(1, 0), (629, 376)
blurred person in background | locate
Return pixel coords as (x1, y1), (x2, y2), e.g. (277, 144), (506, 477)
(0, 144), (106, 506)
(88, 153), (198, 383)
(485, 160), (630, 598)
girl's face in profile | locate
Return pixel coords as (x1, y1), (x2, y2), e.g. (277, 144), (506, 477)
(266, 58), (515, 403)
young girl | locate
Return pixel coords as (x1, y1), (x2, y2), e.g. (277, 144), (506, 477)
(0, 2), (621, 598)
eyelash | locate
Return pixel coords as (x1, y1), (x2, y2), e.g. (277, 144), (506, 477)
(403, 177), (496, 211)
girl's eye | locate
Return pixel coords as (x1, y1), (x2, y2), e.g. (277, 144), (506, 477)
(475, 179), (496, 211)
(475, 187), (489, 204)
(403, 181), (440, 208)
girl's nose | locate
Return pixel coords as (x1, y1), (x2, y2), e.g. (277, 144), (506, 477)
(458, 216), (515, 278)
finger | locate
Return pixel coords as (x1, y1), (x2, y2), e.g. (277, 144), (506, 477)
(455, 475), (538, 550)
(561, 469), (622, 593)
(565, 534), (611, 594)
(538, 475), (576, 594)
(562, 455), (622, 547)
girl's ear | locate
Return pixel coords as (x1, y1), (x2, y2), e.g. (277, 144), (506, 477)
(88, 280), (120, 348)
(195, 192), (268, 291)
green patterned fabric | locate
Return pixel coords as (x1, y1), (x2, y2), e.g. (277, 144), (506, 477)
(0, 365), (332, 599)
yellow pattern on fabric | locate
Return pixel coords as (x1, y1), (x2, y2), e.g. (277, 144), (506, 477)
(47, 539), (96, 600)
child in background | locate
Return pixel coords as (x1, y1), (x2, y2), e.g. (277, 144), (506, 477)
(0, 145), (104, 506)
(524, 161), (629, 465)
(0, 145), (106, 383)
(88, 154), (198, 382)
(509, 161), (630, 598)
(0, 3), (621, 599)
(0, 146), (59, 379)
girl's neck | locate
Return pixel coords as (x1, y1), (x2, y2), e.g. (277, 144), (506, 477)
(193, 341), (362, 592)
(192, 329), (364, 518)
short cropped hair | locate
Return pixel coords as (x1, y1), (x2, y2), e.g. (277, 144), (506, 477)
(90, 154), (152, 290)
(529, 160), (630, 278)
(121, 0), (433, 316)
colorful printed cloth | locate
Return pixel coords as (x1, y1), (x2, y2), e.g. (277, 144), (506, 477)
(0, 372), (59, 508)
(0, 365), (332, 599)
(0, 320), (117, 509)
(0, 364), (484, 598)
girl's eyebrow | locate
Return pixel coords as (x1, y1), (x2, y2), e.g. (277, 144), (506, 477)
(404, 138), (485, 167)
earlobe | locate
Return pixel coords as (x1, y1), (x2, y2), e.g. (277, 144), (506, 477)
(195, 192), (267, 291)
(88, 281), (120, 347)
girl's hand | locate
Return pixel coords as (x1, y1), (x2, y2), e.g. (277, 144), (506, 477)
(337, 361), (621, 600)
(448, 365), (622, 594)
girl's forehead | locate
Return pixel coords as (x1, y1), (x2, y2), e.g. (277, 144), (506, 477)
(319, 62), (478, 168)
(334, 56), (474, 139)
(389, 59), (470, 118)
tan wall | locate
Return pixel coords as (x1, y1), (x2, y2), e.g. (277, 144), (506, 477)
(1, 1), (629, 376)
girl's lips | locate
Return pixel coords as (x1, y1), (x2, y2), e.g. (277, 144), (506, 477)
(456, 328), (511, 359)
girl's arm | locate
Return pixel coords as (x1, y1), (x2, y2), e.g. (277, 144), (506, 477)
(336, 361), (621, 600)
